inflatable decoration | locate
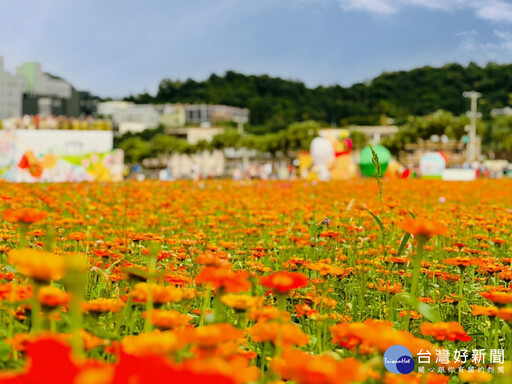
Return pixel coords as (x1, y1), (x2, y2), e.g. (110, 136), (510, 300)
(308, 131), (356, 181)
(359, 145), (391, 177)
(419, 152), (446, 179)
(309, 137), (335, 181)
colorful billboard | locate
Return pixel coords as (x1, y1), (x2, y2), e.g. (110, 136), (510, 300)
(0, 130), (123, 182)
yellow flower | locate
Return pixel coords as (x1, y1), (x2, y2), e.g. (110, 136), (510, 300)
(459, 370), (493, 383)
(130, 283), (183, 304)
(121, 331), (183, 356)
(8, 249), (64, 282)
(221, 294), (263, 311)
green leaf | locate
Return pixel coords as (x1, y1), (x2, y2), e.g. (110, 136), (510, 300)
(368, 210), (385, 232)
(408, 210), (416, 219)
(396, 233), (411, 257)
(416, 302), (441, 322)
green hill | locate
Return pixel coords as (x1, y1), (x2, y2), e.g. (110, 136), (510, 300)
(124, 62), (512, 133)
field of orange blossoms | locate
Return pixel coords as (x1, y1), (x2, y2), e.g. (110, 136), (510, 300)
(0, 179), (511, 384)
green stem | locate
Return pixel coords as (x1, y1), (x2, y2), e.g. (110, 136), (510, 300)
(30, 281), (42, 333)
(19, 224), (28, 249)
(68, 287), (83, 358)
(199, 286), (211, 326)
(492, 317), (500, 350)
(458, 268), (464, 324)
(212, 288), (225, 323)
(144, 253), (157, 333)
(404, 238), (425, 332)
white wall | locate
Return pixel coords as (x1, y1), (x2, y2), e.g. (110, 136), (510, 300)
(13, 129), (113, 156)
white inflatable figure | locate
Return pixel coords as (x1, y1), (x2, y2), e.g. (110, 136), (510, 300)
(310, 137), (335, 181)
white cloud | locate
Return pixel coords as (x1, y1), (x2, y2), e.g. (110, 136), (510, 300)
(455, 30), (478, 38)
(473, 0), (512, 23)
(337, 0), (397, 15)
(335, 0), (466, 16)
(457, 27), (512, 61)
(493, 29), (512, 51)
(333, 0), (512, 24)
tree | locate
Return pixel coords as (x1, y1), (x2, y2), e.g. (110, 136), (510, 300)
(349, 130), (368, 150)
(486, 115), (512, 159)
(117, 137), (150, 164)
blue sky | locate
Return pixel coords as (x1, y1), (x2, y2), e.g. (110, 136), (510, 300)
(1, 0), (512, 98)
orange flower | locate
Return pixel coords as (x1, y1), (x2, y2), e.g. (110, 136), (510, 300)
(81, 298), (124, 314)
(184, 323), (245, 349)
(8, 249), (64, 282)
(142, 309), (192, 330)
(248, 306), (291, 323)
(273, 349), (367, 384)
(0, 283), (32, 302)
(121, 331), (183, 356)
(195, 266), (252, 293)
(3, 208), (47, 224)
(399, 310), (422, 319)
(331, 319), (434, 355)
(6, 330), (104, 352)
(419, 322), (471, 342)
(497, 308), (512, 322)
(399, 218), (448, 239)
(248, 321), (309, 347)
(259, 271), (309, 294)
(37, 286), (70, 307)
(444, 257), (481, 268)
(384, 372), (449, 384)
(480, 290), (512, 305)
(471, 305), (498, 317)
(130, 283), (183, 304)
(221, 294), (263, 311)
(184, 355), (259, 384)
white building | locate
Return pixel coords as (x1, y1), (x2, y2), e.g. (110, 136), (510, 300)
(491, 107), (512, 117)
(184, 104), (249, 124)
(97, 101), (134, 118)
(165, 126), (225, 144)
(0, 57), (27, 119)
(16, 62), (71, 98)
(113, 104), (160, 134)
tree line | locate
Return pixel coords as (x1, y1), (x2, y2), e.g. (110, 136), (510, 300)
(124, 62), (512, 133)
(117, 111), (512, 164)
(118, 62), (512, 163)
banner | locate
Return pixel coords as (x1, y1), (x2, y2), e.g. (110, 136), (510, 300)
(0, 130), (123, 182)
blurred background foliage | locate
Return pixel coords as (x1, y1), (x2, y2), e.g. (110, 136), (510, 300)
(118, 62), (512, 163)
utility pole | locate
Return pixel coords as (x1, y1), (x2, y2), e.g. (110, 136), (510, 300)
(233, 114), (249, 174)
(463, 91), (481, 163)
(233, 115), (248, 135)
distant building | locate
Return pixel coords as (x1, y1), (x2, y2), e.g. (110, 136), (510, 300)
(97, 101), (134, 118)
(113, 104), (160, 134)
(159, 104), (186, 128)
(184, 104), (249, 125)
(165, 125), (225, 144)
(142, 150), (226, 179)
(490, 106), (512, 117)
(17, 62), (72, 116)
(400, 139), (480, 167)
(0, 57), (26, 119)
(0, 57), (97, 118)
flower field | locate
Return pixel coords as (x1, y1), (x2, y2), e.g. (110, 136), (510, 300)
(0, 179), (511, 384)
